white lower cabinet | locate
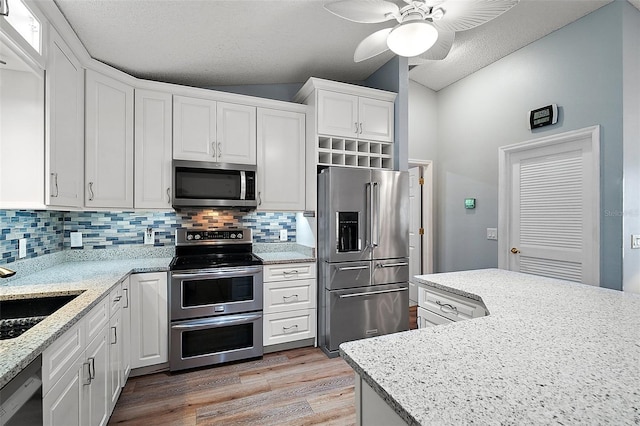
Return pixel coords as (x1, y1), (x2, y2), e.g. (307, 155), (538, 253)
(129, 272), (168, 369)
(416, 284), (486, 329)
(263, 262), (316, 349)
(43, 297), (110, 426)
(108, 306), (122, 412)
(85, 326), (110, 426)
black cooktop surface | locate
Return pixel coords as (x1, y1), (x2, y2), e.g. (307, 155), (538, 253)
(170, 252), (263, 271)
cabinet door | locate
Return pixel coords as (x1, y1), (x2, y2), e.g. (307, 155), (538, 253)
(108, 309), (122, 412)
(134, 90), (172, 208)
(317, 90), (358, 138)
(121, 278), (132, 383)
(256, 108), (305, 211)
(358, 97), (394, 142)
(173, 95), (217, 161)
(43, 355), (87, 426)
(217, 102), (256, 165)
(46, 28), (84, 208)
(85, 70), (134, 208)
(86, 326), (109, 426)
(130, 272), (168, 369)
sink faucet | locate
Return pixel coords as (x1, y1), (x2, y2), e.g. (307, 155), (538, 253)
(0, 266), (16, 278)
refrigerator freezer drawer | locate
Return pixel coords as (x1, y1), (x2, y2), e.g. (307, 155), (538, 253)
(373, 258), (409, 285)
(326, 283), (409, 353)
(324, 261), (371, 290)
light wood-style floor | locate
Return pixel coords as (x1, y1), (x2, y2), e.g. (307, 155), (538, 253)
(110, 307), (418, 426)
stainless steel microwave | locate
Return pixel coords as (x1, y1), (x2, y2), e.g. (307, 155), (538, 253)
(172, 160), (257, 208)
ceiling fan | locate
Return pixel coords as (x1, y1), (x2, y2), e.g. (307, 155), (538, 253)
(324, 0), (520, 64)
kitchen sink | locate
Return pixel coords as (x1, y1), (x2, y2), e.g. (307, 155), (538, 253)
(0, 293), (82, 340)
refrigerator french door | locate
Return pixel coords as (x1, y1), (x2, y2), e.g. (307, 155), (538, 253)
(318, 167), (410, 357)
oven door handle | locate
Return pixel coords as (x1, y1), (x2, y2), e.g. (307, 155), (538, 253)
(171, 313), (262, 330)
(171, 266), (262, 279)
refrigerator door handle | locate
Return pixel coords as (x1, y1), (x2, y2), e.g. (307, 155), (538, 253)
(372, 181), (379, 248)
(367, 182), (373, 250)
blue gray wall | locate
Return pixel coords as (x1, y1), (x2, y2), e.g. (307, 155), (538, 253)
(413, 1), (629, 290)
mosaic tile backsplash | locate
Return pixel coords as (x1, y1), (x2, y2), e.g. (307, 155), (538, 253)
(0, 209), (296, 265)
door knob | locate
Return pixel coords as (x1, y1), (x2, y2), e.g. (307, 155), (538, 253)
(510, 247), (520, 254)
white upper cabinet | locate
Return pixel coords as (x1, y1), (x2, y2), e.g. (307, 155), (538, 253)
(134, 89), (172, 209)
(46, 27), (84, 208)
(317, 90), (394, 143)
(317, 91), (358, 139)
(358, 96), (394, 142)
(217, 102), (256, 164)
(256, 108), (305, 211)
(173, 96), (256, 164)
(85, 69), (134, 208)
(172, 95), (216, 161)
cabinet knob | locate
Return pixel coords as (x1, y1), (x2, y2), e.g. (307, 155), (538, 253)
(510, 247), (520, 254)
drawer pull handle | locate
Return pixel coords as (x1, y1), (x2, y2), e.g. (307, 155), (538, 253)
(282, 324), (299, 332)
(377, 262), (409, 268)
(436, 300), (458, 314)
(282, 270), (299, 276)
(339, 287), (408, 299)
(113, 295), (122, 302)
(88, 357), (96, 380)
(337, 266), (368, 271)
(283, 294), (299, 302)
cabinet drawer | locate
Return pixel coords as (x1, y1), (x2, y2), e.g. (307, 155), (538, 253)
(109, 282), (123, 317)
(418, 285), (485, 322)
(263, 309), (316, 346)
(86, 296), (109, 344)
(263, 262), (316, 282)
(264, 279), (316, 314)
(417, 306), (453, 328)
(42, 319), (85, 396)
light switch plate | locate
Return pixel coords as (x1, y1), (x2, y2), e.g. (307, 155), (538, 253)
(487, 228), (498, 241)
(70, 232), (83, 248)
(632, 234), (640, 249)
(19, 238), (27, 258)
(279, 229), (288, 241)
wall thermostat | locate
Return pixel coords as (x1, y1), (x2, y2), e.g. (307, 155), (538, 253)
(464, 198), (476, 209)
(528, 104), (558, 129)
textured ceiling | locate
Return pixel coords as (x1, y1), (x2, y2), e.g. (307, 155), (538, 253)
(53, 0), (619, 92)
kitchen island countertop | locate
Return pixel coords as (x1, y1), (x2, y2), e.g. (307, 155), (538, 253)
(340, 268), (640, 425)
(0, 257), (171, 388)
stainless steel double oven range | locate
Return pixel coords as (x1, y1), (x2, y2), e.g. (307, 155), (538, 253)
(169, 228), (263, 372)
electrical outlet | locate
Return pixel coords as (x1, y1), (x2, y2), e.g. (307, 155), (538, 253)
(70, 232), (83, 248)
(279, 229), (288, 241)
(19, 238), (27, 258)
(144, 228), (155, 245)
(632, 235), (640, 249)
(487, 228), (498, 241)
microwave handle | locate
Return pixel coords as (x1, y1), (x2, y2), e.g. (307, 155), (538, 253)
(240, 171), (246, 200)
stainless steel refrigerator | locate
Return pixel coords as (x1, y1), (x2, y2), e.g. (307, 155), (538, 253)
(318, 167), (409, 357)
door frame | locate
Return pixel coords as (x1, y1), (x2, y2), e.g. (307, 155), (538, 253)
(408, 159), (434, 274)
(497, 125), (600, 281)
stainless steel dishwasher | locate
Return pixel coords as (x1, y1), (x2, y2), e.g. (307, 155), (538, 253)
(0, 355), (43, 426)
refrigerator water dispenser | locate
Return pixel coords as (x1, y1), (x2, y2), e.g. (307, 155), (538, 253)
(337, 212), (359, 252)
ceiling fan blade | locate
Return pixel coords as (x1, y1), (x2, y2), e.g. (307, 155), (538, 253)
(432, 0), (519, 33)
(408, 29), (455, 63)
(354, 28), (393, 62)
(324, 0), (400, 23)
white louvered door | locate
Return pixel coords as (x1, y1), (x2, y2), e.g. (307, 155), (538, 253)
(499, 126), (600, 286)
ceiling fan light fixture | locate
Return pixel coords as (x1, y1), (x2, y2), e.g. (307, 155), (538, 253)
(386, 21), (438, 57)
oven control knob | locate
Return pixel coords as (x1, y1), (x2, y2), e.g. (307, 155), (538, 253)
(237, 232), (243, 239)
(187, 234), (193, 240)
(194, 234), (201, 240)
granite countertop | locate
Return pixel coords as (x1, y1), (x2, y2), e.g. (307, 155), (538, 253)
(340, 268), (640, 425)
(253, 242), (315, 264)
(0, 257), (171, 388)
